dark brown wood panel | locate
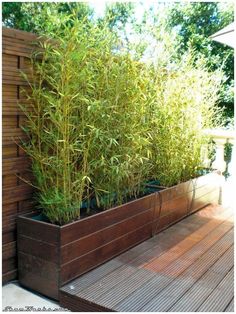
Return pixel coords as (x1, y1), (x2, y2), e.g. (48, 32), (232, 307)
(2, 145), (18, 159)
(17, 216), (60, 244)
(191, 189), (220, 213)
(155, 205), (188, 233)
(2, 27), (38, 282)
(157, 180), (194, 204)
(60, 193), (154, 245)
(60, 208), (153, 264)
(3, 184), (33, 205)
(18, 252), (59, 300)
(2, 157), (30, 175)
(18, 235), (59, 263)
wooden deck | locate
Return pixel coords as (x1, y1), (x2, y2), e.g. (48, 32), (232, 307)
(60, 204), (234, 312)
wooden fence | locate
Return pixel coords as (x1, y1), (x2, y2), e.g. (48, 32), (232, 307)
(2, 28), (38, 283)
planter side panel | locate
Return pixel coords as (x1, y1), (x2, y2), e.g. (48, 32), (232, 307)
(152, 172), (222, 235)
(17, 216), (60, 300)
(60, 194), (155, 285)
(154, 190), (193, 234)
(60, 194), (153, 245)
(152, 181), (194, 235)
(190, 172), (222, 214)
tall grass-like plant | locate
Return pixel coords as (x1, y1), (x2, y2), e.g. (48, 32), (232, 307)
(147, 53), (223, 186)
(21, 14), (152, 224)
(20, 12), (223, 224)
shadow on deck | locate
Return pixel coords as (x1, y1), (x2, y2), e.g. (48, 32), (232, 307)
(60, 202), (234, 312)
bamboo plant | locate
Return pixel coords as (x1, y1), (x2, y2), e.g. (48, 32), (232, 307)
(20, 13), (223, 225)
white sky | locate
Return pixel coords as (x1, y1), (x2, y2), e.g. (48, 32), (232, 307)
(88, 1), (161, 20)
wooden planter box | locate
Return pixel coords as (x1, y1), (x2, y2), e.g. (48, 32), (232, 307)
(17, 171), (222, 300)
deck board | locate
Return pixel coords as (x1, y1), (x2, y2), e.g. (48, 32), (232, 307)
(225, 298), (234, 312)
(60, 204), (234, 312)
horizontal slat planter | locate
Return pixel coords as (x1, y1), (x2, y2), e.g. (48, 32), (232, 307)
(152, 171), (221, 235)
(17, 172), (222, 300)
(17, 193), (155, 300)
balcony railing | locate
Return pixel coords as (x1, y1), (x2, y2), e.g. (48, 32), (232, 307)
(203, 129), (235, 177)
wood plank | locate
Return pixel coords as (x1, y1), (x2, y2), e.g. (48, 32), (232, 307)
(3, 27), (38, 41)
(118, 205), (229, 268)
(2, 46), (34, 58)
(116, 226), (233, 311)
(158, 181), (193, 203)
(2, 84), (18, 97)
(61, 208), (153, 264)
(60, 259), (124, 295)
(60, 193), (154, 244)
(3, 214), (17, 229)
(2, 224), (16, 245)
(2, 53), (18, 68)
(191, 189), (220, 213)
(225, 299), (234, 312)
(3, 37), (37, 51)
(140, 229), (233, 311)
(2, 269), (18, 284)
(2, 28), (39, 284)
(159, 192), (191, 217)
(3, 184), (33, 204)
(60, 292), (112, 312)
(114, 273), (172, 312)
(18, 252), (59, 300)
(2, 257), (17, 274)
(2, 175), (18, 188)
(77, 264), (140, 301)
(2, 116), (17, 128)
(17, 215), (59, 244)
(2, 202), (18, 216)
(143, 209), (232, 272)
(197, 268), (234, 312)
(94, 268), (154, 307)
(2, 242), (17, 260)
(2, 157), (31, 175)
(18, 199), (35, 213)
(194, 184), (218, 200)
(154, 204), (188, 234)
(60, 222), (152, 285)
(170, 246), (234, 312)
(2, 128), (28, 145)
(18, 251), (59, 282)
(18, 234), (59, 263)
(3, 66), (32, 78)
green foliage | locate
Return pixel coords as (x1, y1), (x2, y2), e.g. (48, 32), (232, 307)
(19, 12), (223, 225)
(166, 2), (234, 123)
(3, 1), (233, 123)
(147, 54), (223, 186)
(2, 2), (93, 33)
(104, 2), (135, 31)
(20, 16), (151, 224)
